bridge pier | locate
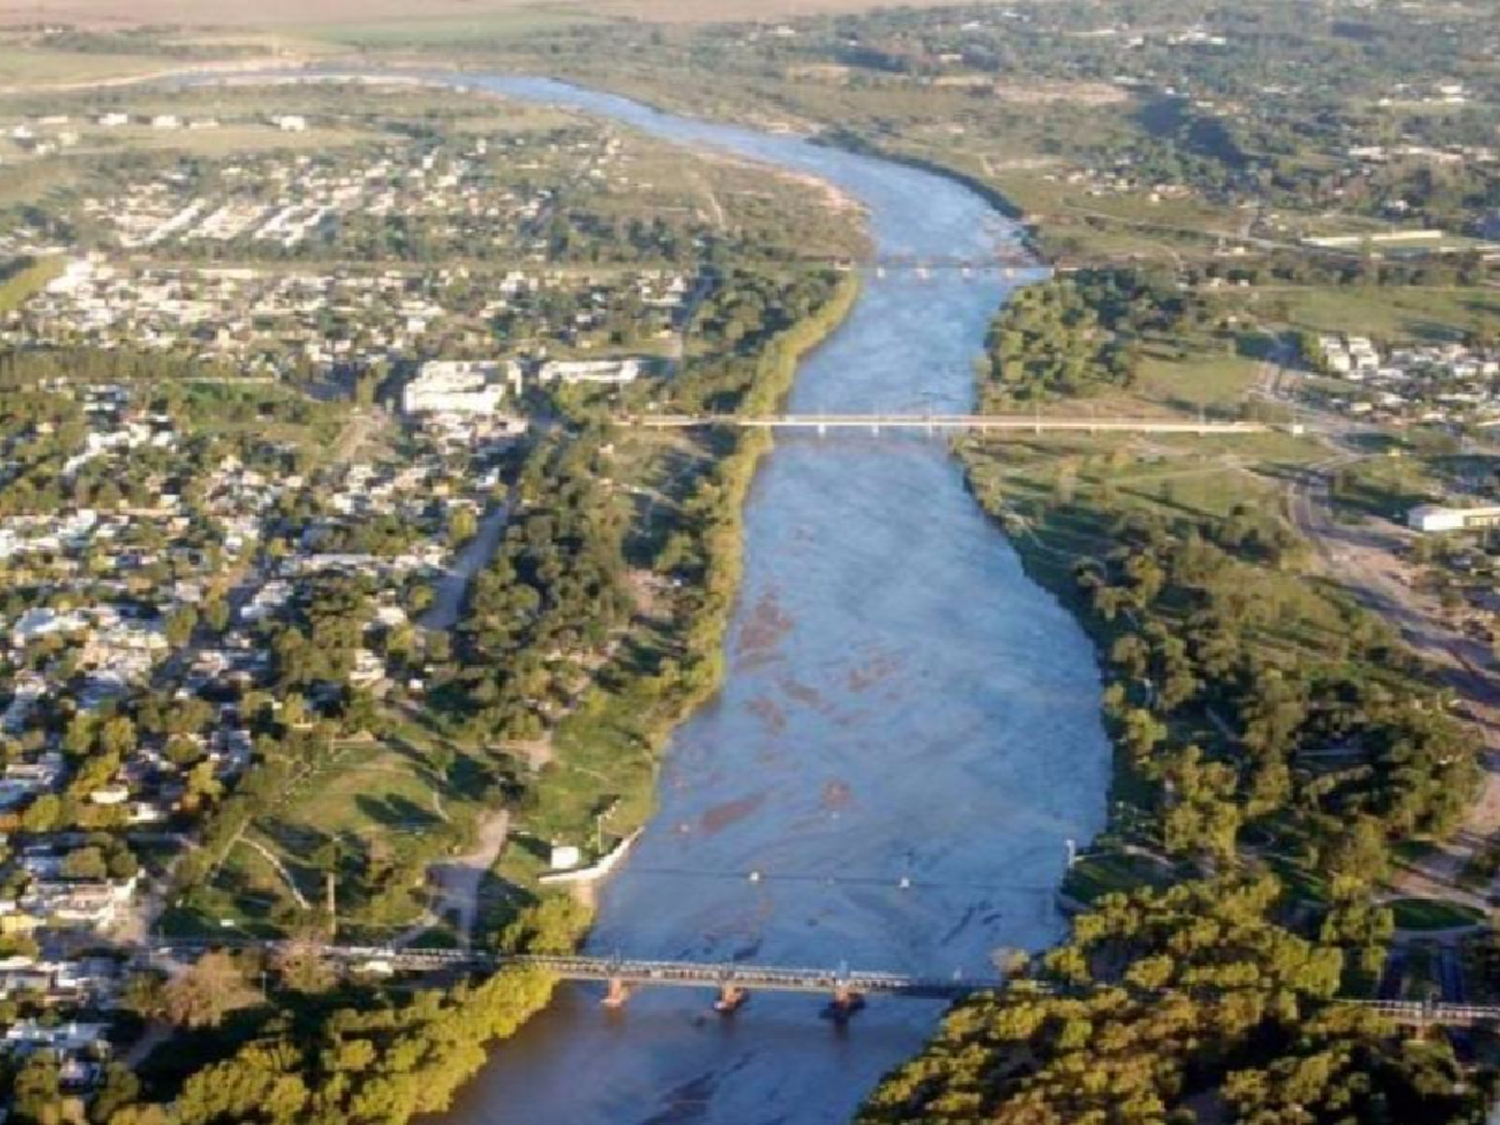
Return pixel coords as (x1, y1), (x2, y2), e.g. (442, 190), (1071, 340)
(827, 983), (867, 1023)
(714, 983), (749, 1014)
(601, 977), (630, 1008)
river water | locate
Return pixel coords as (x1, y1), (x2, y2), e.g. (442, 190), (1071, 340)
(418, 76), (1112, 1125)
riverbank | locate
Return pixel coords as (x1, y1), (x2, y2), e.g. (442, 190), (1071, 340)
(484, 269), (863, 916)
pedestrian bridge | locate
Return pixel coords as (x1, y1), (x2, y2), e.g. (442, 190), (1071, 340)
(624, 413), (1271, 437)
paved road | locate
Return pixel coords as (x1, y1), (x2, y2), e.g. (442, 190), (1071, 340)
(1273, 371), (1500, 906)
(420, 499), (511, 633)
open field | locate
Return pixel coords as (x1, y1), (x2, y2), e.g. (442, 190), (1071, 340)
(0, 26), (336, 88)
(1236, 285), (1500, 344)
(197, 736), (504, 934)
(0, 0), (974, 31)
(0, 48), (175, 86)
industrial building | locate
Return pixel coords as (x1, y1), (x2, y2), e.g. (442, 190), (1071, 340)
(1407, 504), (1500, 533)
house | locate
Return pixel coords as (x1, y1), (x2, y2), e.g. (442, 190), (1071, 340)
(19, 875), (138, 930)
(4, 1020), (111, 1057)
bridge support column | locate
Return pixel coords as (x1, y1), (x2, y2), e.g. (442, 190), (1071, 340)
(817, 423), (826, 437)
(714, 984), (749, 1014)
(827, 984), (866, 1023)
(601, 977), (630, 1008)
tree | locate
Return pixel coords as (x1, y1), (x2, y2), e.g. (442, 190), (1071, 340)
(164, 951), (259, 1029)
(14, 1053), (65, 1125)
(448, 506), (479, 547)
(274, 939), (335, 994)
(122, 970), (166, 1020)
(61, 846), (107, 881)
(204, 598), (231, 633)
(165, 606), (198, 649)
(21, 793), (63, 834)
(498, 895), (593, 954)
(91, 1062), (142, 1125)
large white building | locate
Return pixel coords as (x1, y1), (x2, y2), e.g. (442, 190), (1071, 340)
(1408, 504), (1500, 533)
(402, 360), (522, 415)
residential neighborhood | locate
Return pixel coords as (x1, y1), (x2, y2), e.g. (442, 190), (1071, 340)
(1310, 333), (1500, 426)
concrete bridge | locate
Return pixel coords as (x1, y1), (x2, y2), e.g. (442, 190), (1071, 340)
(510, 954), (995, 1011)
(624, 413), (1272, 438)
(798, 252), (1037, 275)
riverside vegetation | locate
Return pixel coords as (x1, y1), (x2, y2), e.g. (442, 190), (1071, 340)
(854, 265), (1494, 1124)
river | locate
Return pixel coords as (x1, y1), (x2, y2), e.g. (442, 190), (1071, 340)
(362, 75), (1111, 1125)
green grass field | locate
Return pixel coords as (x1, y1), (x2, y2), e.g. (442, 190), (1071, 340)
(1244, 285), (1499, 343)
(1134, 349), (1261, 413)
(1061, 851), (1177, 906)
(1389, 897), (1486, 931)
(204, 735), (503, 934)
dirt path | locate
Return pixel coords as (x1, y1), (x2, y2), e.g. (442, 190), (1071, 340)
(420, 499), (511, 632)
(394, 809), (511, 950)
(124, 1023), (174, 1069)
(1288, 442), (1500, 904)
(240, 836), (311, 910)
(330, 407), (387, 467)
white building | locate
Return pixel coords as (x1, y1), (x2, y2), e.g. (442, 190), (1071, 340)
(538, 358), (642, 386)
(402, 360), (522, 415)
(1407, 504), (1500, 533)
(272, 115), (308, 133)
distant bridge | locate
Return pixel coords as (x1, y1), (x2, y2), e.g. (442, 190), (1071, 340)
(779, 251), (1037, 276)
(624, 413), (1272, 438)
(858, 253), (1036, 278)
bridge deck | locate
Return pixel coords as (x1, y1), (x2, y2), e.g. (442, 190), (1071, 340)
(625, 414), (1270, 435)
(509, 955), (994, 999)
(155, 941), (995, 1000)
